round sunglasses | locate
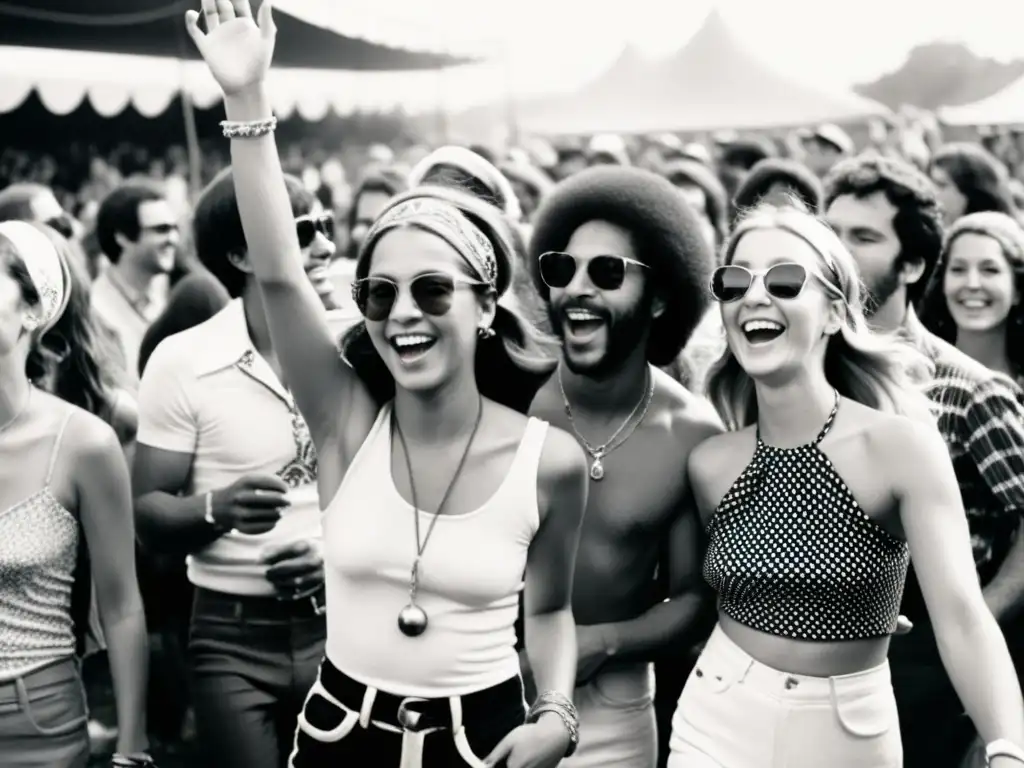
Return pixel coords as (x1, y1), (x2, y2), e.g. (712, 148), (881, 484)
(538, 251), (648, 291)
(709, 263), (814, 303)
(296, 213), (335, 249)
(351, 272), (486, 322)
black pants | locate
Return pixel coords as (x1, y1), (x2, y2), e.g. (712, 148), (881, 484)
(289, 659), (526, 767)
(188, 587), (326, 768)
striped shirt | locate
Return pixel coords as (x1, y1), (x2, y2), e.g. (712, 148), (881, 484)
(903, 310), (1024, 585)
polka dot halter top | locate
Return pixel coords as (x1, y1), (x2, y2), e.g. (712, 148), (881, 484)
(703, 392), (909, 641)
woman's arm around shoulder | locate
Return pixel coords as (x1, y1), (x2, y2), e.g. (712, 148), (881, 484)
(66, 410), (150, 755)
(875, 415), (1024, 750)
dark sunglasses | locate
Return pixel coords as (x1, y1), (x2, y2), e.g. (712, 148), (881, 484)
(44, 213), (76, 240)
(296, 213), (335, 249)
(352, 272), (486, 322)
(538, 251), (648, 291)
(710, 263), (811, 303)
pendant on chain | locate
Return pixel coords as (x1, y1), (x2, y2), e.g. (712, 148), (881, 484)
(590, 456), (605, 481)
(397, 603), (429, 637)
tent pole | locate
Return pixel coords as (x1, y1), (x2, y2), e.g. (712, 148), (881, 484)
(180, 90), (203, 199)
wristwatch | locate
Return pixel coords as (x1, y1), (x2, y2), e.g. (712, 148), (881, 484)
(987, 739), (1024, 765)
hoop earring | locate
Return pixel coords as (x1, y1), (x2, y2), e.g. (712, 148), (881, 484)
(477, 325), (496, 339)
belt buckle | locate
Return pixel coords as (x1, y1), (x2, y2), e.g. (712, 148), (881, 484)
(310, 593), (326, 616)
(397, 697), (428, 731)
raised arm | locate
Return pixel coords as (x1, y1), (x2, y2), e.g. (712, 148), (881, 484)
(186, 0), (375, 451)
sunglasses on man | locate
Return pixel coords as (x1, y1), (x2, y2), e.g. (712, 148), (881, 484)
(538, 251), (648, 291)
(296, 213), (335, 249)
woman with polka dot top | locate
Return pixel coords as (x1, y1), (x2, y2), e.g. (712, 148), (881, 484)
(667, 201), (1024, 767)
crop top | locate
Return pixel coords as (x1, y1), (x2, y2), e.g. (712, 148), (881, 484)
(703, 395), (909, 641)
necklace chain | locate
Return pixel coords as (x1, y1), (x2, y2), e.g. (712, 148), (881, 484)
(558, 366), (654, 457)
(0, 386), (32, 435)
(393, 397), (484, 602)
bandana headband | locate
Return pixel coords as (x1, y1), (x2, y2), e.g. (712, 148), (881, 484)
(362, 198), (498, 287)
(0, 221), (70, 334)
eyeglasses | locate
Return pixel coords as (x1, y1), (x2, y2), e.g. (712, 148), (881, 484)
(140, 223), (179, 235)
(296, 213), (335, 249)
(538, 251), (648, 291)
(43, 213), (75, 240)
(710, 263), (812, 303)
(352, 272), (486, 321)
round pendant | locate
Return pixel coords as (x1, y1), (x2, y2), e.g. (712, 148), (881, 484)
(590, 458), (605, 481)
(398, 603), (429, 637)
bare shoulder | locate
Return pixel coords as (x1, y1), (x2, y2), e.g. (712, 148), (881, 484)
(63, 403), (123, 462)
(654, 367), (724, 448)
(862, 408), (948, 485)
(687, 426), (756, 519)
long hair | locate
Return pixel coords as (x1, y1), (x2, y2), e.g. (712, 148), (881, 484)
(930, 143), (1019, 220)
(340, 186), (558, 413)
(919, 211), (1024, 381)
(705, 202), (934, 430)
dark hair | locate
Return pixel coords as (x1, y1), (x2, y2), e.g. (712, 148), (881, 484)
(0, 183), (52, 221)
(662, 159), (729, 247)
(930, 143), (1019, 219)
(734, 158), (824, 215)
(192, 168), (315, 298)
(919, 211), (1024, 380)
(528, 166), (714, 366)
(720, 139), (775, 171)
(346, 171), (408, 234)
(340, 186), (557, 413)
(95, 181), (167, 263)
(824, 154), (944, 306)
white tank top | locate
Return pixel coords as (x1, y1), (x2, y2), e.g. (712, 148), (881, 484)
(323, 404), (547, 698)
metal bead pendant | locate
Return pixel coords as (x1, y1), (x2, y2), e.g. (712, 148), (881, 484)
(398, 603), (429, 637)
(589, 457), (605, 481)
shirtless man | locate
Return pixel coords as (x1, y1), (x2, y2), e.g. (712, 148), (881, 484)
(526, 166), (723, 767)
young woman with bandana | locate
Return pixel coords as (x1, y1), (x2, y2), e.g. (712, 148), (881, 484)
(185, 3), (587, 767)
(0, 221), (152, 767)
(668, 203), (1024, 767)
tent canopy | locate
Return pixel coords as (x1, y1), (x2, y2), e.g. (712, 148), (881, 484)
(521, 10), (889, 135)
(939, 74), (1024, 126)
(0, 0), (474, 70)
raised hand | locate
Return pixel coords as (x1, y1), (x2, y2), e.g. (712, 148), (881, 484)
(185, 0), (276, 96)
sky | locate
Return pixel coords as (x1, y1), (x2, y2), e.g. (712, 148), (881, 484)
(324, 0), (1024, 105)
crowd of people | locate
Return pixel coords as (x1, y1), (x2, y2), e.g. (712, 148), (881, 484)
(2, 2), (1024, 767)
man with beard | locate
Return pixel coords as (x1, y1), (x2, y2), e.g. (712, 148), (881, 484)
(526, 166), (721, 767)
(824, 154), (1024, 768)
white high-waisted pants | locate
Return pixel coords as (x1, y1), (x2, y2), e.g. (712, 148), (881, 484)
(668, 625), (902, 768)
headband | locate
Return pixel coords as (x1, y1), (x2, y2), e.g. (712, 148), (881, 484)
(0, 221), (71, 334)
(362, 198), (499, 287)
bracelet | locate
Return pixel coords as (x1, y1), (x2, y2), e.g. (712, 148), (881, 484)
(220, 116), (277, 139)
(203, 491), (216, 527)
(527, 691), (579, 757)
(111, 753), (156, 767)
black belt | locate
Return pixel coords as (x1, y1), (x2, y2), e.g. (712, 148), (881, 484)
(316, 658), (523, 733)
(192, 586), (327, 621)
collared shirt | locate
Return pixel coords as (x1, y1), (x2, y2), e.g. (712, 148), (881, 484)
(136, 299), (325, 596)
(92, 270), (168, 387)
(902, 310), (1024, 584)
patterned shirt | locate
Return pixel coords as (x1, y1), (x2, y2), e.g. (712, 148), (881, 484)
(903, 311), (1024, 585)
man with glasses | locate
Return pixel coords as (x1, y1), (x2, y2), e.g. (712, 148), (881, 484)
(526, 166), (721, 767)
(93, 181), (181, 383)
(133, 169), (339, 768)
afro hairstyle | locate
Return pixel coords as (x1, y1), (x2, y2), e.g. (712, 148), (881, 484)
(528, 165), (713, 366)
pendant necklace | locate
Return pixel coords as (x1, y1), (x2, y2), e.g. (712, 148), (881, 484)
(558, 366), (655, 481)
(392, 397), (483, 638)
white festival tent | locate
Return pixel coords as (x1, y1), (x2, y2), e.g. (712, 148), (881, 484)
(939, 75), (1024, 127)
(0, 0), (485, 120)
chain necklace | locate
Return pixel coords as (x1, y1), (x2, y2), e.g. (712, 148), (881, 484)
(558, 366), (655, 481)
(392, 397), (484, 637)
(0, 386), (32, 436)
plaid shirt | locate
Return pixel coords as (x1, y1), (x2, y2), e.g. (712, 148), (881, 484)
(904, 311), (1024, 584)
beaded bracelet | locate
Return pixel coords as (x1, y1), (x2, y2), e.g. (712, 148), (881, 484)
(111, 753), (156, 767)
(220, 116), (278, 139)
(527, 691), (580, 757)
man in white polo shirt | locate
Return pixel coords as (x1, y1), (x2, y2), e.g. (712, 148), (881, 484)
(132, 169), (340, 768)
